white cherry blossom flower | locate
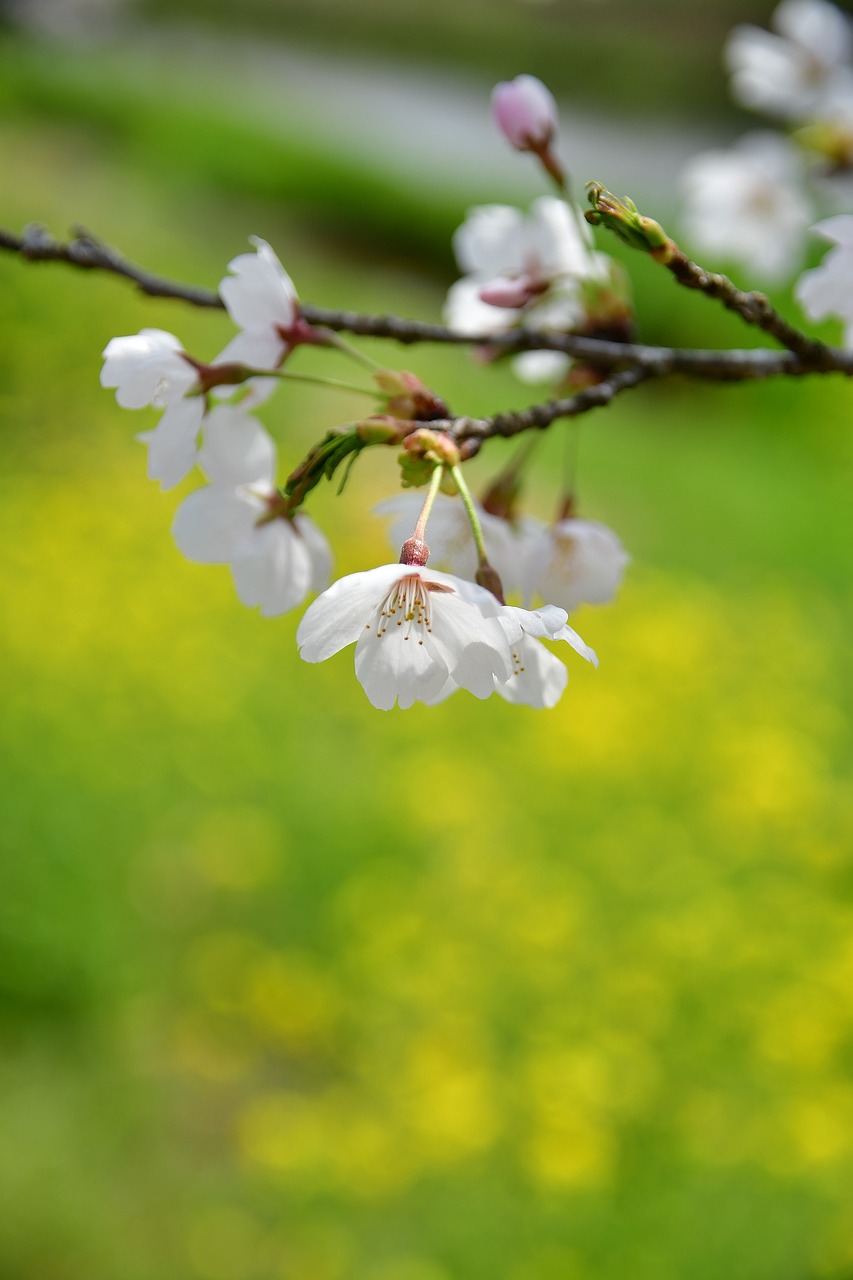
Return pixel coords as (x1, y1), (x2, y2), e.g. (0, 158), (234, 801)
(496, 606), (597, 709)
(101, 328), (197, 409)
(101, 328), (205, 489)
(172, 405), (331, 616)
(296, 564), (517, 710)
(725, 0), (852, 121)
(425, 598), (598, 709)
(679, 132), (813, 282)
(521, 518), (629, 613)
(795, 214), (853, 344)
(444, 197), (607, 338)
(373, 491), (525, 594)
(214, 237), (302, 404)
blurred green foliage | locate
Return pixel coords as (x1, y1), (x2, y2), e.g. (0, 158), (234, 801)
(2, 25), (853, 1280)
(137, 0), (776, 118)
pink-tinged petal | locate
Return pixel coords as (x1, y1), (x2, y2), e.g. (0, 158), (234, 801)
(498, 636), (569, 708)
(354, 626), (448, 710)
(172, 487), (259, 563)
(491, 75), (558, 151)
(296, 564), (407, 663)
(443, 277), (518, 337)
(199, 406), (277, 487)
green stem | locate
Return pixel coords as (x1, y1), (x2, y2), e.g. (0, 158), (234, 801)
(450, 464), (489, 566)
(272, 369), (377, 397)
(413, 465), (445, 542)
(323, 330), (384, 371)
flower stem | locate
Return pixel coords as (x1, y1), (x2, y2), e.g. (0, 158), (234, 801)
(323, 331), (384, 371)
(450, 463), (489, 566)
(413, 464), (445, 543)
(272, 369), (377, 397)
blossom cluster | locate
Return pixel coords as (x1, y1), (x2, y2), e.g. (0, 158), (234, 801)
(680, 0), (853, 328)
(100, 76), (633, 712)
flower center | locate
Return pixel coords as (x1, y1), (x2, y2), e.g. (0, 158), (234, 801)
(366, 574), (453, 645)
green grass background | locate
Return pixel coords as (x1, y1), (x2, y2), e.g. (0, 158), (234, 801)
(1, 17), (853, 1280)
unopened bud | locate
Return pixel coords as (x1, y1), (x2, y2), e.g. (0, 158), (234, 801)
(492, 75), (557, 153)
(402, 428), (461, 468)
(585, 183), (674, 259)
(478, 274), (544, 309)
(475, 561), (505, 603)
(400, 537), (430, 567)
(355, 414), (409, 445)
(374, 369), (450, 420)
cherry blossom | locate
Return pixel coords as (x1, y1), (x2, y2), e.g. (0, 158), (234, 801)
(296, 564), (520, 710)
(172, 405), (331, 616)
(521, 518), (629, 613)
(101, 327), (205, 488)
(214, 236), (302, 404)
(679, 132), (813, 282)
(795, 214), (853, 345)
(495, 606), (598, 709)
(425, 597), (598, 710)
(491, 75), (558, 154)
(374, 491), (526, 594)
(725, 0), (852, 122)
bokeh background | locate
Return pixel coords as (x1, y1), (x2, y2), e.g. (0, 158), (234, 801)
(2, 2), (853, 1278)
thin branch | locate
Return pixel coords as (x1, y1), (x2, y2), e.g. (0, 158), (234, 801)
(449, 367), (655, 451)
(2, 223), (852, 380)
(662, 246), (834, 366)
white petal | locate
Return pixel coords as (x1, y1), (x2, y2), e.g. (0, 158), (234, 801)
(452, 204), (527, 276)
(552, 623), (599, 668)
(512, 350), (570, 384)
(199, 405), (277, 486)
(172, 487), (259, 563)
(231, 522), (312, 616)
(291, 514), (333, 593)
(220, 237), (297, 333)
(296, 564), (408, 663)
(497, 636), (569, 708)
(138, 398), (205, 490)
(354, 625), (448, 710)
(443, 277), (517, 337)
(213, 328), (288, 379)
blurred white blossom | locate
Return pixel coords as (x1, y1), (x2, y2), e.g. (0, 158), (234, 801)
(726, 0), (853, 121)
(521, 517), (629, 613)
(374, 491), (526, 593)
(795, 214), (853, 344)
(680, 132), (814, 282)
(101, 328), (204, 489)
(172, 405), (331, 616)
(215, 236), (302, 404)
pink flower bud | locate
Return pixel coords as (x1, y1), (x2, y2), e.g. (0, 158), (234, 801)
(491, 75), (558, 153)
(478, 274), (543, 309)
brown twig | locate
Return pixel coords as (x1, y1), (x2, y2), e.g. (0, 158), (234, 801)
(2, 223), (852, 382)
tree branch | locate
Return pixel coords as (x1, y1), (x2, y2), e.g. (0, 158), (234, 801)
(2, 223), (852, 381)
(662, 246), (834, 366)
